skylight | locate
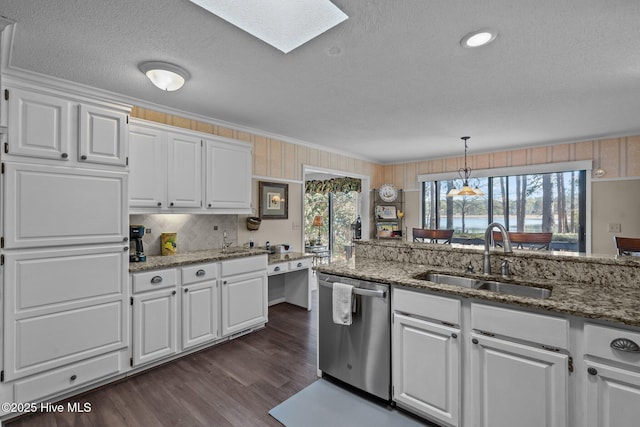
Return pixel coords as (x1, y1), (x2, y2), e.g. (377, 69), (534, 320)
(189, 0), (348, 53)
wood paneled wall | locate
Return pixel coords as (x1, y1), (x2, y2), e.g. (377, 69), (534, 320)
(383, 136), (640, 190)
(131, 107), (384, 184)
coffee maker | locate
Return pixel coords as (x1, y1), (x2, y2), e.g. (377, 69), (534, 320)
(129, 225), (146, 262)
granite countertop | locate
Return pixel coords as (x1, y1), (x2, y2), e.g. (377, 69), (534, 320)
(128, 248), (269, 272)
(316, 258), (640, 328)
(267, 252), (315, 264)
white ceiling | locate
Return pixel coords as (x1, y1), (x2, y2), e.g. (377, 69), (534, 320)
(2, 0), (639, 164)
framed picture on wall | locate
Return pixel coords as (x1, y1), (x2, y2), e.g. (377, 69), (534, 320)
(259, 181), (288, 219)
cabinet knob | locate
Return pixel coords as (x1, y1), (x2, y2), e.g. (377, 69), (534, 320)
(170, 202), (174, 207)
(451, 333), (458, 339)
(472, 338), (479, 344)
(172, 290), (176, 295)
(70, 375), (77, 381)
(610, 338), (640, 353)
(274, 266), (280, 271)
(123, 246), (129, 252)
(157, 202), (162, 207)
(223, 281), (227, 285)
(80, 154), (87, 160)
(196, 269), (206, 277)
(61, 152), (68, 159)
(587, 367), (598, 376)
(151, 276), (163, 284)
(208, 204), (212, 207)
(184, 288), (189, 293)
(123, 237), (129, 242)
(297, 262), (303, 268)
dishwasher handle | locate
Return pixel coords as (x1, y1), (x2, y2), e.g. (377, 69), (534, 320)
(319, 281), (387, 298)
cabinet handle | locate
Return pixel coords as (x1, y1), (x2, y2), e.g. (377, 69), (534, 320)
(80, 154), (87, 160)
(150, 276), (163, 284)
(297, 262), (303, 268)
(184, 288), (189, 293)
(61, 152), (68, 159)
(172, 290), (176, 295)
(196, 269), (206, 277)
(70, 375), (77, 381)
(587, 367), (598, 376)
(451, 333), (458, 339)
(274, 266), (280, 271)
(157, 202), (162, 207)
(610, 338), (640, 353)
(472, 338), (479, 344)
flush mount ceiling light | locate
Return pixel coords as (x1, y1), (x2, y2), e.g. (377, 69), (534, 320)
(138, 61), (191, 91)
(460, 29), (497, 48)
(188, 0), (348, 53)
(447, 136), (485, 197)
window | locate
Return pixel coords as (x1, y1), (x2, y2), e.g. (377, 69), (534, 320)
(422, 169), (586, 252)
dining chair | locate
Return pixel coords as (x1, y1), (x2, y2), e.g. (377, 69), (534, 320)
(614, 236), (640, 256)
(413, 228), (454, 244)
(493, 231), (553, 250)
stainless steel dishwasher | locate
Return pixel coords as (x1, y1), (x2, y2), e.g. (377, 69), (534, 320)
(318, 273), (391, 401)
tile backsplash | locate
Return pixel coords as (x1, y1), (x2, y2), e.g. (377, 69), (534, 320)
(129, 214), (238, 256)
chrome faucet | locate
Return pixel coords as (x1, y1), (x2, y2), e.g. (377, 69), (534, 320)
(222, 230), (233, 252)
(483, 223), (513, 275)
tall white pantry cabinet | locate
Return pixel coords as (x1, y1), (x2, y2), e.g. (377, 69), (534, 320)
(0, 78), (130, 410)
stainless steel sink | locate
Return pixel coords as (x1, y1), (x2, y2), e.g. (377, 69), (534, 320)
(413, 272), (552, 299)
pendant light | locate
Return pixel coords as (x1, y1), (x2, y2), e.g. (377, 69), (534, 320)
(446, 136), (484, 197)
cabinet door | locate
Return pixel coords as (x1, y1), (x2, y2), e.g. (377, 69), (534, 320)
(78, 104), (128, 167)
(7, 87), (72, 160)
(132, 288), (178, 366)
(585, 361), (640, 427)
(3, 245), (128, 381)
(221, 272), (267, 336)
(182, 280), (219, 350)
(393, 313), (460, 427)
(205, 140), (251, 211)
(470, 333), (568, 427)
(3, 162), (128, 248)
(129, 124), (166, 208)
(167, 133), (201, 208)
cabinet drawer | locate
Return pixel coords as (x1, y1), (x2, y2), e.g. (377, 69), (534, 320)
(289, 258), (313, 270)
(14, 351), (123, 403)
(584, 323), (640, 367)
(182, 263), (218, 285)
(221, 255), (267, 277)
(268, 262), (289, 276)
(393, 288), (460, 326)
(471, 303), (569, 350)
(132, 269), (178, 293)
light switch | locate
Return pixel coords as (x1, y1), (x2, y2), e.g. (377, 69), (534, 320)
(608, 223), (622, 233)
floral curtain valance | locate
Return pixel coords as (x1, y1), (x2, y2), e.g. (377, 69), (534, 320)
(305, 177), (362, 194)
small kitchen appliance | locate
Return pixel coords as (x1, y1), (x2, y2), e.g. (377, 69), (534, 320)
(129, 225), (146, 262)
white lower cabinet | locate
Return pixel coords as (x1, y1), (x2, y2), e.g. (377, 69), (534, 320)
(470, 333), (568, 427)
(393, 312), (460, 427)
(182, 280), (219, 350)
(220, 256), (268, 336)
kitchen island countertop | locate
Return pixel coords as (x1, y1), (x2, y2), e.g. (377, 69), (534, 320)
(316, 257), (640, 328)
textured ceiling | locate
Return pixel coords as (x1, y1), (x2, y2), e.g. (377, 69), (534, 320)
(2, 0), (639, 163)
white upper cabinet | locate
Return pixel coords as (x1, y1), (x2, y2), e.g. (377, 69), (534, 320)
(5, 85), (129, 167)
(78, 104), (128, 166)
(167, 133), (202, 208)
(205, 139), (252, 212)
(7, 87), (72, 160)
(129, 124), (166, 208)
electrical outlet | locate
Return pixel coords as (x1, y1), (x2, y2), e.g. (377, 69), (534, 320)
(608, 223), (621, 233)
(146, 228), (152, 234)
(213, 225), (218, 231)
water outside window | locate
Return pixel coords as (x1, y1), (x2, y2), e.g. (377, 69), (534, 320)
(423, 170), (585, 251)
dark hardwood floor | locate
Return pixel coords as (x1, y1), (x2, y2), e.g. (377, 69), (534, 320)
(7, 297), (318, 427)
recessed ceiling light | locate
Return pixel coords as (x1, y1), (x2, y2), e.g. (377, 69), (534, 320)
(460, 30), (497, 48)
(188, 0), (348, 53)
(138, 61), (190, 91)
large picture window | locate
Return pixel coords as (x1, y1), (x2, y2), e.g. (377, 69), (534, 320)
(422, 168), (586, 252)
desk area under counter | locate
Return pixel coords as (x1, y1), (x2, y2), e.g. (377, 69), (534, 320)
(267, 252), (316, 310)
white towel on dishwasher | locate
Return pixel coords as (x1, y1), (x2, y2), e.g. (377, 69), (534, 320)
(332, 282), (354, 325)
